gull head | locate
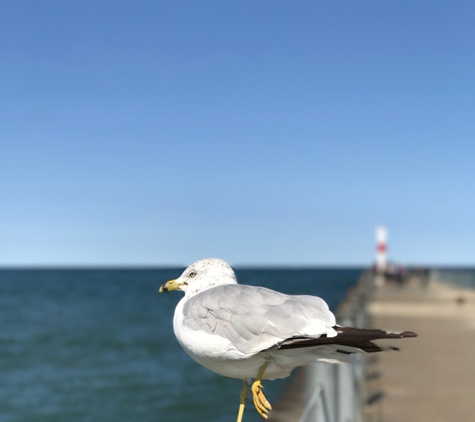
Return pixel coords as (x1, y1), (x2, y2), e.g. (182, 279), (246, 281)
(159, 258), (237, 297)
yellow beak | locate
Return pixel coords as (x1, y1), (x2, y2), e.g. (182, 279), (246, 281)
(159, 279), (182, 293)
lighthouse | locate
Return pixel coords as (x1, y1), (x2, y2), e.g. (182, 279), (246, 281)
(376, 225), (388, 274)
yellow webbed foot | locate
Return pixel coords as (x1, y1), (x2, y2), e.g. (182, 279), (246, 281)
(251, 379), (272, 419)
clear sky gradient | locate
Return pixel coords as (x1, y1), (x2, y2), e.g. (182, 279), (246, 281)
(1, 1), (474, 266)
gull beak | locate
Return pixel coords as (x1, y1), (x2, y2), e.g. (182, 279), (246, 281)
(159, 279), (182, 293)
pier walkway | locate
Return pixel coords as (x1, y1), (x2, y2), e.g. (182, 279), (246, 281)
(268, 274), (475, 422)
(368, 278), (475, 422)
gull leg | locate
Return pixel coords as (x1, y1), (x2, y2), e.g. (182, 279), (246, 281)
(236, 380), (249, 422)
(251, 363), (272, 419)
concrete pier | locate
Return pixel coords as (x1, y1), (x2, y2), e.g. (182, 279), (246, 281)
(267, 367), (306, 422)
(368, 279), (475, 422)
(268, 274), (475, 422)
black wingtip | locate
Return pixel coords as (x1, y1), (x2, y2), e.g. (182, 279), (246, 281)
(400, 331), (418, 338)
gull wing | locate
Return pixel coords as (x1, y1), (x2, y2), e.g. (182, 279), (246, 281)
(182, 284), (336, 355)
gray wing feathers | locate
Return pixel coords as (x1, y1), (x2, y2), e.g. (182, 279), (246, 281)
(182, 285), (335, 354)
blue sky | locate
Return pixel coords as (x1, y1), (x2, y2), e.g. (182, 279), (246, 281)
(1, 1), (474, 266)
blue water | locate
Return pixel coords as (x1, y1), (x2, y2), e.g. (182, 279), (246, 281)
(0, 268), (363, 422)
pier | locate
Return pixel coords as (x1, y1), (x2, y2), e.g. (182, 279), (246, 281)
(368, 275), (475, 422)
(269, 271), (475, 422)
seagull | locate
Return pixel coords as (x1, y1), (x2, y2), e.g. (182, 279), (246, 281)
(159, 258), (416, 421)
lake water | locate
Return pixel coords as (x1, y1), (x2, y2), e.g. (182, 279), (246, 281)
(0, 267), (363, 422)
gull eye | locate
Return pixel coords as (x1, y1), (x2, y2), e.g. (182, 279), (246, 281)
(189, 272), (196, 278)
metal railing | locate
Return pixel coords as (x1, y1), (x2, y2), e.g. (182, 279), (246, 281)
(430, 268), (475, 290)
(299, 271), (375, 422)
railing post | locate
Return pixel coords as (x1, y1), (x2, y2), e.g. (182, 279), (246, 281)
(336, 363), (355, 422)
(305, 362), (336, 422)
(298, 270), (374, 422)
